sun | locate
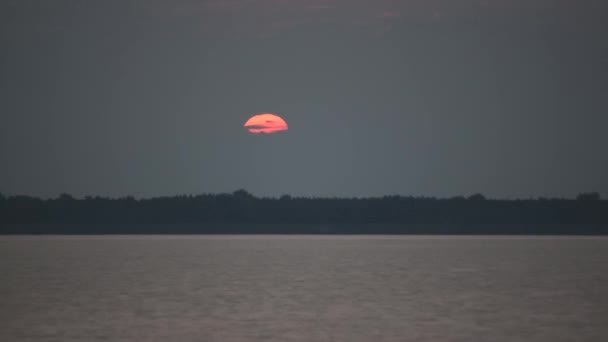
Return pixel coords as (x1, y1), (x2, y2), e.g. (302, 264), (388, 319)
(244, 113), (288, 134)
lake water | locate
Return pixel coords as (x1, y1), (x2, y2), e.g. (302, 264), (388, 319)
(1, 235), (607, 341)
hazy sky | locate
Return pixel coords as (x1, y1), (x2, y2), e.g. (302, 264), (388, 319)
(1, 0), (607, 198)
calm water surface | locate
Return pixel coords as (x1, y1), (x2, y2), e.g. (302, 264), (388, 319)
(1, 235), (607, 342)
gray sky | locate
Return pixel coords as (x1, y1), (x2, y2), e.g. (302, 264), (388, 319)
(1, 0), (607, 199)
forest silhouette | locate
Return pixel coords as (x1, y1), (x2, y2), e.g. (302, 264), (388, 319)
(1, 190), (606, 234)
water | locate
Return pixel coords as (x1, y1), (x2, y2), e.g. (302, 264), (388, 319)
(1, 235), (607, 342)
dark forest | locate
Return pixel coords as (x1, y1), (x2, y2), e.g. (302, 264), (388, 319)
(1, 191), (606, 234)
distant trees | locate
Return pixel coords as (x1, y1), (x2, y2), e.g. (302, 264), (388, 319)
(58, 193), (75, 201)
(232, 189), (255, 200)
(468, 193), (486, 201)
(0, 191), (607, 234)
(577, 192), (601, 201)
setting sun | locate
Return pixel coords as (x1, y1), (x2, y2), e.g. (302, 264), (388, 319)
(244, 113), (288, 134)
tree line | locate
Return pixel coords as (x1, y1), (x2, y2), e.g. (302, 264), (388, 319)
(1, 191), (606, 234)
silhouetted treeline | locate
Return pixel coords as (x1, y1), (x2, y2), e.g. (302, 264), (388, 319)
(1, 191), (607, 234)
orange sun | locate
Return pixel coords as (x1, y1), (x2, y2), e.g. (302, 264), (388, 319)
(244, 113), (288, 134)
